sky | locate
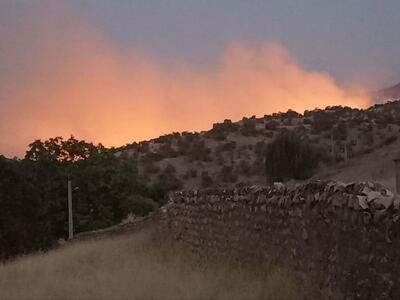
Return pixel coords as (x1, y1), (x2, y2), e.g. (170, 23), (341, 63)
(0, 0), (399, 157)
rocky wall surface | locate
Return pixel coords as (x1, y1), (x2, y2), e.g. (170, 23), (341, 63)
(164, 181), (400, 299)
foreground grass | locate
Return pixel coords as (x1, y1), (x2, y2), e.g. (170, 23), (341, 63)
(0, 229), (305, 300)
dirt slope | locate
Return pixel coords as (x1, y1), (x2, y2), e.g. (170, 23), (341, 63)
(314, 137), (400, 191)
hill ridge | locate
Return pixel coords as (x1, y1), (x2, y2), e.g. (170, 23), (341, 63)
(117, 99), (400, 191)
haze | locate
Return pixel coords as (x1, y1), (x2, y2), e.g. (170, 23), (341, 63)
(1, 1), (399, 157)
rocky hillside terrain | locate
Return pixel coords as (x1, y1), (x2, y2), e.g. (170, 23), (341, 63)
(117, 99), (400, 191)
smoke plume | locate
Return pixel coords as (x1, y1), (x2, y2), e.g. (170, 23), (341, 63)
(0, 2), (371, 157)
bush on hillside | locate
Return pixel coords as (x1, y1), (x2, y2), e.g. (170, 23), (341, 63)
(238, 159), (251, 176)
(240, 118), (259, 136)
(265, 119), (280, 130)
(310, 111), (336, 134)
(155, 172), (183, 192)
(220, 141), (237, 152)
(158, 142), (179, 158)
(164, 164), (176, 174)
(119, 195), (159, 217)
(187, 140), (212, 162)
(265, 131), (274, 138)
(265, 130), (323, 184)
(332, 122), (348, 140)
(295, 125), (307, 135)
(207, 119), (239, 141)
(215, 148), (225, 165)
(252, 157), (265, 176)
(182, 168), (197, 180)
(254, 141), (266, 157)
(219, 165), (237, 183)
(201, 171), (213, 188)
(363, 131), (374, 146)
(143, 160), (160, 175)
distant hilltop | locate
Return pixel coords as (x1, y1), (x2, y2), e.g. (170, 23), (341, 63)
(375, 82), (400, 103)
(117, 98), (400, 191)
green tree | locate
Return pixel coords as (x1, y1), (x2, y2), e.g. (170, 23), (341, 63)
(265, 130), (323, 184)
(0, 136), (161, 260)
(25, 135), (103, 162)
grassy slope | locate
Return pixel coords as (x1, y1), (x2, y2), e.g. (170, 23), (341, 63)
(0, 229), (305, 300)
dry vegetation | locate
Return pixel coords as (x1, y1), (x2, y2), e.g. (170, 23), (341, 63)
(118, 100), (400, 190)
(0, 229), (304, 300)
(314, 134), (400, 191)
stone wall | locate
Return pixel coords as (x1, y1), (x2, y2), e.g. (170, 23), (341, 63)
(164, 181), (400, 299)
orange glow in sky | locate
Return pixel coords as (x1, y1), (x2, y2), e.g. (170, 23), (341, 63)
(0, 4), (371, 157)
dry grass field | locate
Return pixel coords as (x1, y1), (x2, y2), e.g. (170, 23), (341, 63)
(0, 229), (305, 300)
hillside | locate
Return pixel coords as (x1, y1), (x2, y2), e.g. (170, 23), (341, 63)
(313, 134), (400, 191)
(118, 100), (400, 191)
(375, 82), (400, 103)
(0, 228), (306, 300)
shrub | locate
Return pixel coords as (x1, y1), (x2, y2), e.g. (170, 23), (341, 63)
(265, 130), (323, 183)
(238, 159), (251, 176)
(189, 169), (197, 178)
(322, 132), (331, 139)
(137, 142), (150, 153)
(155, 172), (183, 192)
(252, 157), (265, 176)
(310, 136), (320, 144)
(219, 165), (238, 183)
(363, 131), (374, 146)
(142, 151), (164, 162)
(201, 171), (213, 188)
(187, 140), (212, 162)
(236, 146), (247, 159)
(143, 161), (160, 175)
(235, 181), (247, 188)
(265, 131), (274, 138)
(265, 120), (279, 130)
(182, 168), (197, 180)
(215, 148), (225, 165)
(295, 125), (307, 135)
(164, 164), (176, 174)
(254, 141), (266, 157)
(332, 122), (348, 140)
(283, 119), (292, 126)
(207, 120), (238, 141)
(159, 142), (178, 158)
(311, 111), (336, 134)
(382, 135), (397, 146)
(240, 118), (259, 136)
(220, 141), (237, 152)
(182, 132), (200, 143)
(119, 195), (158, 217)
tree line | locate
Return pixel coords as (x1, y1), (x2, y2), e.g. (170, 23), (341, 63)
(0, 136), (164, 260)
(1, 131), (326, 260)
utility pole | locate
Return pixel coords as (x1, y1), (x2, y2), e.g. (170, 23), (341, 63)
(68, 179), (73, 239)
